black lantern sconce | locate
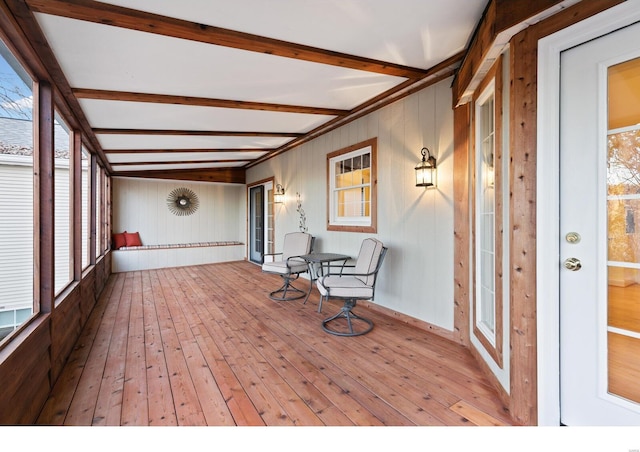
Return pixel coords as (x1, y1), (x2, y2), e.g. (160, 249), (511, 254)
(415, 147), (437, 187)
(274, 183), (285, 204)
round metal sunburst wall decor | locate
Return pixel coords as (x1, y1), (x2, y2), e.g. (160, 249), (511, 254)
(167, 187), (199, 216)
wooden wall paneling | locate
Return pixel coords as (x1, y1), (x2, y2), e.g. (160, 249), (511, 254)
(453, 103), (471, 346)
(80, 268), (97, 326)
(51, 287), (83, 380)
(0, 321), (51, 424)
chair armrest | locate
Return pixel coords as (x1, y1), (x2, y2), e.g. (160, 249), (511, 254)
(262, 252), (282, 263)
(285, 254), (309, 268)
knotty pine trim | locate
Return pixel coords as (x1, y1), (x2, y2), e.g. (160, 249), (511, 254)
(453, 103), (471, 347)
(508, 26), (538, 427)
(26, 0), (427, 79)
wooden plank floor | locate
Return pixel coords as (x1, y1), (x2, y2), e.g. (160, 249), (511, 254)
(37, 261), (514, 426)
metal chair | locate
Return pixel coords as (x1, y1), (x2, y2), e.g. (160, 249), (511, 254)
(316, 238), (387, 336)
(262, 232), (314, 301)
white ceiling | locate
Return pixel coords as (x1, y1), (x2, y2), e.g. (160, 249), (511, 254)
(26, 0), (488, 177)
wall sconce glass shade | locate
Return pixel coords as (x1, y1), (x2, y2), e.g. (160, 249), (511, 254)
(274, 183), (285, 204)
(415, 147), (437, 187)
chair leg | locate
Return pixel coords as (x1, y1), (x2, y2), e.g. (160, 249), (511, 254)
(322, 299), (373, 336)
(317, 294), (327, 313)
(269, 274), (307, 301)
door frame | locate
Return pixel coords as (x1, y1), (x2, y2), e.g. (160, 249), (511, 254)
(247, 177), (275, 265)
(537, 1), (640, 426)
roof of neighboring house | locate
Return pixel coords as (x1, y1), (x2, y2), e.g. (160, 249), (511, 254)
(0, 116), (71, 158)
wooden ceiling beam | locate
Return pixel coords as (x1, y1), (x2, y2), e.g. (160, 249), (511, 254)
(112, 167), (246, 184)
(93, 128), (302, 137)
(111, 159), (250, 166)
(73, 88), (348, 116)
(26, 0), (427, 79)
(104, 148), (270, 154)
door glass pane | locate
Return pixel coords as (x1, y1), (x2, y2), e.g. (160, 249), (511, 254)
(607, 58), (640, 404)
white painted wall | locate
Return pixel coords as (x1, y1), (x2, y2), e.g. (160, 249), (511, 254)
(247, 78), (455, 330)
(112, 177), (246, 248)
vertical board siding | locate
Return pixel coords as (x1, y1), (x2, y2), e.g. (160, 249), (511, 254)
(112, 177), (245, 247)
(247, 78), (455, 331)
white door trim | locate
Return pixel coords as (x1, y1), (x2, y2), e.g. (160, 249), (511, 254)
(537, 0), (640, 426)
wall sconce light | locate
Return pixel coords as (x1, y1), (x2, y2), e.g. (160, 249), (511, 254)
(415, 147), (437, 187)
(274, 183), (285, 204)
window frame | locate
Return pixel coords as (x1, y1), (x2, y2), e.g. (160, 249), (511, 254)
(471, 59), (504, 368)
(326, 138), (377, 233)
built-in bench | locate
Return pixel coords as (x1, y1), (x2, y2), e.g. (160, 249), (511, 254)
(111, 241), (245, 273)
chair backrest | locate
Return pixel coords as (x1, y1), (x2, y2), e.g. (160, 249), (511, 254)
(354, 238), (386, 286)
(282, 232), (313, 260)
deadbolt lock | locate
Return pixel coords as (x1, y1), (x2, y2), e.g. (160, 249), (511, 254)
(564, 257), (582, 271)
(565, 232), (581, 244)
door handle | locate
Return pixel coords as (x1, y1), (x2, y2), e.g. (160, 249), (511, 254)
(564, 257), (582, 271)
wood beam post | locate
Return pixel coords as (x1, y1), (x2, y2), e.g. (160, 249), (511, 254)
(34, 81), (54, 314)
(72, 129), (82, 281)
(453, 103), (471, 346)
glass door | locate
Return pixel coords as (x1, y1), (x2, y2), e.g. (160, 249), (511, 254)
(560, 21), (640, 425)
(249, 185), (264, 264)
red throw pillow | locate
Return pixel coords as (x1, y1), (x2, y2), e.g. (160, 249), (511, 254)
(124, 231), (142, 247)
(113, 232), (126, 250)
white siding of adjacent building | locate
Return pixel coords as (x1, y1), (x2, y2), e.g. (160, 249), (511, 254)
(0, 155), (33, 315)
